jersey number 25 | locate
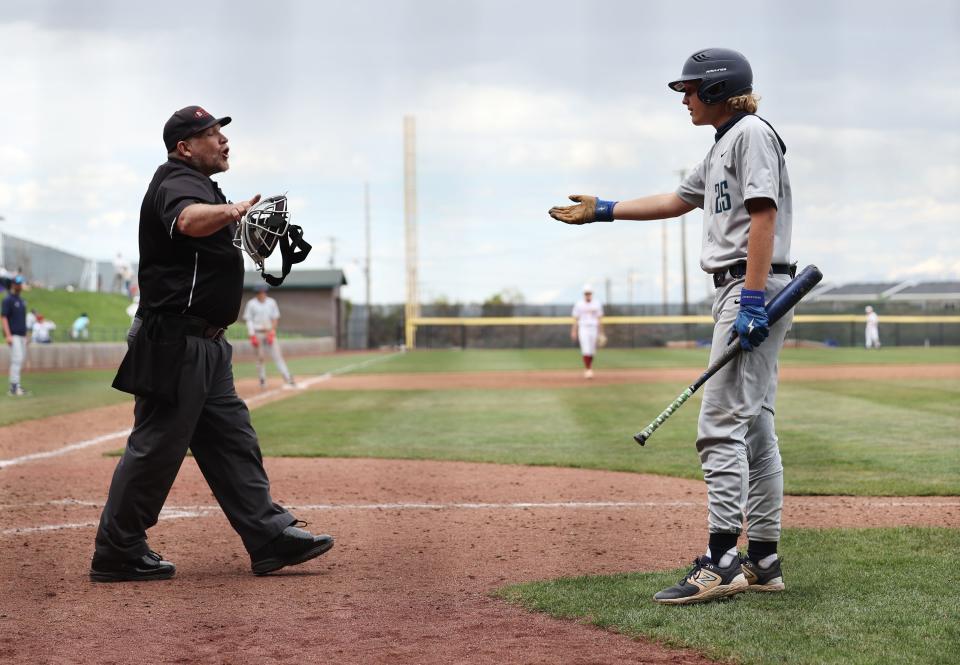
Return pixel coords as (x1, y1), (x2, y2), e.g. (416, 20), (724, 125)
(714, 180), (731, 213)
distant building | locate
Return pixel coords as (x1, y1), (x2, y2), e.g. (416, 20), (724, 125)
(810, 280), (960, 311)
(242, 269), (348, 346)
(887, 282), (960, 310)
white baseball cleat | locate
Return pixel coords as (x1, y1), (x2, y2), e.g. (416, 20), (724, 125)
(584, 369), (594, 379)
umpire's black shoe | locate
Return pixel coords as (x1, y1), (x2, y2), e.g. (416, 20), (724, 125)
(250, 521), (334, 575)
(90, 550), (176, 583)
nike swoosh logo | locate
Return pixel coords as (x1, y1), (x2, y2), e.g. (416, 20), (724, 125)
(721, 151), (728, 157)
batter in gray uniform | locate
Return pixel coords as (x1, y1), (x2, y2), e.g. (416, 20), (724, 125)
(549, 48), (793, 605)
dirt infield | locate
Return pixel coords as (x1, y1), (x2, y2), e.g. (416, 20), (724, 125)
(1, 365), (958, 664)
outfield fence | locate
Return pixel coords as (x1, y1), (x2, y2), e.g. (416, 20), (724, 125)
(405, 315), (960, 350)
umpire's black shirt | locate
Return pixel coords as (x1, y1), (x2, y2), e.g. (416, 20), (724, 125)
(138, 158), (243, 328)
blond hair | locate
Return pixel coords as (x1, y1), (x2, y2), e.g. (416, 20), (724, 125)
(726, 93), (761, 114)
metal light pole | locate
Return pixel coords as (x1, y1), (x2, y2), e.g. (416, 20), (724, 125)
(661, 219), (668, 314)
(403, 116), (420, 347)
(364, 182), (372, 349)
(675, 169), (690, 315)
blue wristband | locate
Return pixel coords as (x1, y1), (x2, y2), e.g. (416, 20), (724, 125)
(594, 199), (617, 222)
(740, 288), (765, 307)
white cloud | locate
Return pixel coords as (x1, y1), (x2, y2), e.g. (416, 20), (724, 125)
(889, 257), (960, 281)
(87, 210), (130, 229)
(1, 3), (958, 305)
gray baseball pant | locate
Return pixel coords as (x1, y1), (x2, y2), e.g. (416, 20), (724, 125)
(8, 335), (26, 386)
(254, 332), (291, 384)
(696, 274), (793, 542)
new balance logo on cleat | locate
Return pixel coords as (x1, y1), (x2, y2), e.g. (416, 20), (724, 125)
(742, 557), (785, 592)
(654, 555), (748, 605)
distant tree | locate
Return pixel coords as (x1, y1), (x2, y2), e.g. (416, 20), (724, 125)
(481, 288), (524, 316)
(428, 295), (460, 317)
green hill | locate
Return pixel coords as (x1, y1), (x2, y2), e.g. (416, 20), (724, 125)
(14, 288), (134, 342)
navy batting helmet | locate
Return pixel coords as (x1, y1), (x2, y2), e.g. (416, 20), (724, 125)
(668, 48), (753, 104)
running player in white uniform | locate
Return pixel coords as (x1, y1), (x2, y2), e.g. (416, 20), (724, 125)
(550, 48), (793, 604)
(571, 284), (604, 379)
(243, 284), (297, 389)
(864, 305), (880, 349)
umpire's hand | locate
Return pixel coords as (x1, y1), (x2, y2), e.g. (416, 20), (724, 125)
(549, 194), (598, 225)
(230, 194), (262, 222)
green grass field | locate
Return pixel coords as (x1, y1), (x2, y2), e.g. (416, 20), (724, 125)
(0, 353), (390, 427)
(335, 346), (960, 373)
(498, 527), (960, 665)
(3, 347), (957, 662)
(251, 376), (960, 495)
(5, 348), (959, 495)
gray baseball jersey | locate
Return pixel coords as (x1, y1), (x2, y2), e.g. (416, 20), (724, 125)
(676, 114), (792, 273)
(243, 296), (281, 334)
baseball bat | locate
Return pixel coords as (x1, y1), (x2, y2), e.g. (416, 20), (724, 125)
(633, 264), (823, 446)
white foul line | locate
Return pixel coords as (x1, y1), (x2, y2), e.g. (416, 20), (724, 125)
(2, 505), (213, 536)
(0, 351), (404, 470)
(0, 429), (132, 470)
(4, 497), (959, 537)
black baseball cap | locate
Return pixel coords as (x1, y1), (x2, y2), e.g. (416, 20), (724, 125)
(163, 105), (232, 151)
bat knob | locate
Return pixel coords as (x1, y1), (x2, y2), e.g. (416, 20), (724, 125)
(633, 433), (647, 446)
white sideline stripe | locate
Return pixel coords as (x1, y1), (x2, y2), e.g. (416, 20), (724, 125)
(2, 507), (211, 536)
(240, 351), (402, 407)
(6, 497), (959, 513)
(0, 351), (403, 469)
(0, 429), (132, 469)
(5, 498), (960, 537)
(0, 498), (102, 510)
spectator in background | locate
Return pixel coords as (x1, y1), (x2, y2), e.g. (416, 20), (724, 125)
(32, 314), (56, 344)
(126, 287), (140, 322)
(2, 275), (29, 396)
(865, 305), (881, 349)
(113, 252), (132, 294)
(71, 312), (91, 340)
(26, 308), (37, 337)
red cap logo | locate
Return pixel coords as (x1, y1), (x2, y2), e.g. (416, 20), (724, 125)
(194, 108), (210, 118)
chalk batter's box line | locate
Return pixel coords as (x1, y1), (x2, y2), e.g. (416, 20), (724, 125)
(4, 499), (959, 537)
(0, 352), (404, 470)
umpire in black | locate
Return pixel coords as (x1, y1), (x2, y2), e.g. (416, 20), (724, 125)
(90, 106), (333, 582)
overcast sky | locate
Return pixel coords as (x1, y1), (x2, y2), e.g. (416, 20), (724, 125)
(0, 0), (957, 304)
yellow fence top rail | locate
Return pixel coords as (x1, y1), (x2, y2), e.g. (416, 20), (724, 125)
(411, 315), (960, 326)
(405, 314), (960, 347)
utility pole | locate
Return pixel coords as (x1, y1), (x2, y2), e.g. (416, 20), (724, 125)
(661, 220), (668, 314)
(364, 182), (372, 349)
(604, 277), (612, 305)
(675, 169), (690, 315)
(627, 270), (639, 309)
(327, 236), (337, 268)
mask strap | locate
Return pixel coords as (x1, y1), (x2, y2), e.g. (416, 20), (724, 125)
(261, 224), (312, 286)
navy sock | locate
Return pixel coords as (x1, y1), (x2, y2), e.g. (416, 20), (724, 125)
(747, 540), (778, 563)
(708, 533), (739, 564)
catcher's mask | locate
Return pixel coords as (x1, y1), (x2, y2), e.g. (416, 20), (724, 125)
(233, 194), (311, 286)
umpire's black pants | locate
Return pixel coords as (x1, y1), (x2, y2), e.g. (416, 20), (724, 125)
(94, 327), (294, 560)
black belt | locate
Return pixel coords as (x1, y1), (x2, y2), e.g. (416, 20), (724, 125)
(712, 263), (796, 288)
(145, 311), (227, 341)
